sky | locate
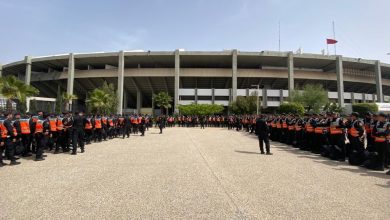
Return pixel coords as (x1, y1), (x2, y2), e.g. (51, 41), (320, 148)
(0, 0), (389, 64)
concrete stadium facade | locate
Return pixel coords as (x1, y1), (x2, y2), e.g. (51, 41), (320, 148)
(1, 50), (390, 114)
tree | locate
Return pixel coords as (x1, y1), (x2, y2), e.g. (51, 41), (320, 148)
(0, 75), (39, 113)
(278, 102), (305, 115)
(101, 81), (118, 114)
(86, 82), (118, 114)
(289, 84), (328, 113)
(229, 94), (258, 114)
(153, 91), (172, 114)
(323, 102), (344, 113)
(62, 92), (78, 112)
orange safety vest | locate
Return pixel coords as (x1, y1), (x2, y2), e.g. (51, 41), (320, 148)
(85, 119), (93, 130)
(108, 119), (114, 127)
(282, 122), (288, 129)
(35, 120), (44, 134)
(288, 125), (295, 131)
(329, 119), (343, 135)
(57, 117), (64, 131)
(95, 119), (102, 129)
(138, 118), (142, 124)
(305, 123), (314, 133)
(0, 120), (8, 138)
(20, 119), (31, 134)
(276, 122), (282, 129)
(314, 126), (324, 134)
(49, 118), (57, 132)
(102, 117), (107, 125)
(295, 125), (302, 131)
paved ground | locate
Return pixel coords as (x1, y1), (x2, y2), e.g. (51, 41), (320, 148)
(0, 127), (389, 220)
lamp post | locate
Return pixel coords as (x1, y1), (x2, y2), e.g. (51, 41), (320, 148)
(251, 84), (260, 115)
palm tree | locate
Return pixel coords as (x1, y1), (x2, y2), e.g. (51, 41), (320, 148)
(0, 75), (39, 112)
(153, 91), (172, 114)
(86, 88), (111, 114)
(62, 92), (78, 112)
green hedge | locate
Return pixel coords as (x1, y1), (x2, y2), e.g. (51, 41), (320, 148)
(277, 102), (305, 115)
(178, 104), (224, 116)
(352, 103), (378, 116)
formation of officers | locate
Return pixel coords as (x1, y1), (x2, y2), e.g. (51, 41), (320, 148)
(0, 111), (152, 167)
(157, 113), (390, 175)
(225, 112), (390, 175)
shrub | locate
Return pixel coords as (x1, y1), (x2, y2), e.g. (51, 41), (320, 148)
(277, 102), (305, 115)
(352, 103), (378, 116)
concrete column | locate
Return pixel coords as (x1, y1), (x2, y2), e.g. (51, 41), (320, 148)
(336, 56), (345, 107)
(194, 88), (198, 104)
(117, 50), (124, 114)
(280, 89), (284, 104)
(246, 88), (249, 97)
(0, 63), (2, 77)
(362, 93), (366, 102)
(351, 92), (355, 104)
(25, 56), (32, 85)
(212, 88), (215, 104)
(67, 53), (75, 95)
(174, 50), (180, 113)
(375, 60), (383, 102)
(232, 49), (238, 101)
(287, 52), (294, 94)
(123, 91), (128, 109)
(262, 88), (268, 108)
(137, 90), (142, 114)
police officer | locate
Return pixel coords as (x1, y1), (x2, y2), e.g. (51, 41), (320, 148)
(255, 114), (272, 155)
(2, 113), (20, 165)
(71, 111), (87, 155)
(34, 114), (50, 161)
(347, 112), (365, 165)
(370, 112), (389, 171)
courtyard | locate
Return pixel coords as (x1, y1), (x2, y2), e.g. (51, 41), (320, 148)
(1, 127), (389, 219)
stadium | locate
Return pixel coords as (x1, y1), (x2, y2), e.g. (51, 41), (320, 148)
(1, 49), (390, 114)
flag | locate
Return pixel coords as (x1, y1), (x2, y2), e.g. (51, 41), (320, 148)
(326, 38), (338, 44)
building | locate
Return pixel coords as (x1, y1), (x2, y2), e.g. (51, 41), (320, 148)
(1, 50), (390, 114)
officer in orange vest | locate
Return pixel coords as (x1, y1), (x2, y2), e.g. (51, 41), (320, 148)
(84, 115), (93, 144)
(0, 112), (8, 167)
(347, 112), (365, 165)
(34, 113), (50, 161)
(369, 112), (389, 171)
(12, 113), (23, 156)
(1, 113), (20, 165)
(328, 112), (347, 161)
(48, 114), (58, 151)
(139, 116), (146, 136)
(18, 113), (33, 157)
(94, 115), (103, 142)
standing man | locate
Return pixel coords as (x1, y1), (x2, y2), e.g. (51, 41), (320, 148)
(255, 115), (272, 155)
(71, 111), (86, 155)
(1, 113), (20, 165)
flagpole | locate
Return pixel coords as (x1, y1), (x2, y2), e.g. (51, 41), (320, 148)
(332, 21), (336, 55)
(327, 43), (329, 56)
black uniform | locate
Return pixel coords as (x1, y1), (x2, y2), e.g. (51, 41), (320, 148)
(255, 117), (271, 154)
(71, 115), (87, 155)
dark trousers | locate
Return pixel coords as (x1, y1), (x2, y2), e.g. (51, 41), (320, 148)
(0, 145), (4, 163)
(123, 126), (130, 138)
(258, 135), (270, 153)
(35, 134), (47, 159)
(21, 134), (32, 155)
(85, 129), (92, 144)
(374, 141), (388, 168)
(72, 129), (85, 153)
(329, 134), (346, 160)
